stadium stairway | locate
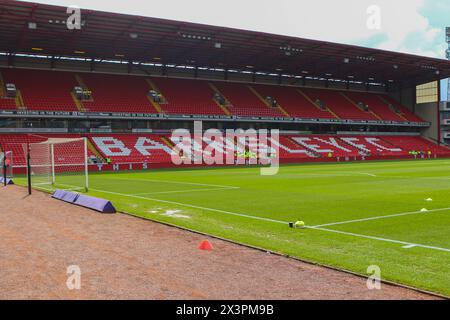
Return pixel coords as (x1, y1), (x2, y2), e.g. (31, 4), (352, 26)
(287, 136), (320, 157)
(72, 74), (88, 112)
(344, 91), (406, 122)
(86, 138), (106, 162)
(87, 136), (108, 161)
(305, 88), (376, 120)
(377, 95), (411, 122)
(339, 92), (382, 121)
(0, 71), (20, 110)
(337, 137), (370, 155)
(75, 74), (87, 88)
(145, 79), (164, 113)
(207, 83), (232, 116)
(150, 78), (227, 116)
(1, 69), (78, 111)
(80, 73), (156, 113)
(14, 90), (26, 110)
(247, 85), (290, 117)
(213, 82), (284, 117)
(296, 89), (340, 119)
(0, 69), (25, 110)
(160, 136), (175, 148)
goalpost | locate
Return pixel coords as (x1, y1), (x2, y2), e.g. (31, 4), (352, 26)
(24, 137), (89, 193)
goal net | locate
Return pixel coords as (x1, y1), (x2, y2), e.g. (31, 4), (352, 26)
(24, 137), (89, 192)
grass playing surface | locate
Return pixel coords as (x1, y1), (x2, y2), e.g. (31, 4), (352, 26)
(15, 159), (450, 296)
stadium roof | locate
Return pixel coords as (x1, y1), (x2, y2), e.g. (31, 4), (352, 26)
(1, 0), (450, 87)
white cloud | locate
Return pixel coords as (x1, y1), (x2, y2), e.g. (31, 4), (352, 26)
(17, 0), (446, 58)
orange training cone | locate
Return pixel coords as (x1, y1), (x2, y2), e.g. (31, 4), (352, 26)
(198, 240), (213, 251)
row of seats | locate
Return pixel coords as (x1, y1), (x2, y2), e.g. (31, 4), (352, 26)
(82, 73), (155, 113)
(0, 68), (423, 122)
(89, 134), (173, 164)
(1, 68), (78, 111)
(2, 134), (449, 166)
(151, 78), (225, 115)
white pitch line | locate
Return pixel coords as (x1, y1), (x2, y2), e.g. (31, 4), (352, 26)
(84, 187), (288, 225)
(105, 176), (240, 189)
(134, 187), (240, 196)
(309, 226), (450, 253)
(375, 175), (450, 180)
(285, 172), (377, 178)
(54, 183), (450, 253)
(312, 207), (450, 228)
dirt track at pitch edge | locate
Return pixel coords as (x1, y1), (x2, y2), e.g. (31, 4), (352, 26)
(0, 185), (439, 300)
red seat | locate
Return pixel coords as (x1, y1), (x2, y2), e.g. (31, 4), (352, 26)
(151, 78), (225, 115)
(1, 69), (78, 111)
(213, 82), (284, 117)
(82, 74), (155, 113)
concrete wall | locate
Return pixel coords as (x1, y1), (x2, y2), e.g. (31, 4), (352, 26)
(415, 102), (438, 141)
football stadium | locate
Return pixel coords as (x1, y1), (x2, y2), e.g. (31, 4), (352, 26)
(1, 0), (450, 303)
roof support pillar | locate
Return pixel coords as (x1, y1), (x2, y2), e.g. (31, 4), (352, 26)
(127, 60), (133, 74)
(7, 53), (14, 67)
(437, 79), (441, 145)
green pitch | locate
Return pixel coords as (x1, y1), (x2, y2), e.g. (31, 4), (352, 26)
(16, 159), (450, 296)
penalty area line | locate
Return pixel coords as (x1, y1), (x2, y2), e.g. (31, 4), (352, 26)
(312, 207), (450, 228)
(133, 186), (240, 196)
(308, 226), (450, 253)
(103, 176), (241, 189)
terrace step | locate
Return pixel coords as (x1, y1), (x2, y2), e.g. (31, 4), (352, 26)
(71, 92), (86, 112)
(296, 89), (340, 119)
(247, 85), (289, 117)
(87, 138), (106, 162)
(146, 79), (165, 113)
(339, 92), (382, 120)
(15, 90), (26, 110)
(377, 95), (408, 121)
(208, 82), (232, 116)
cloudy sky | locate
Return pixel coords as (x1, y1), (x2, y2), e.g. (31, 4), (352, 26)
(18, 0), (450, 97)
